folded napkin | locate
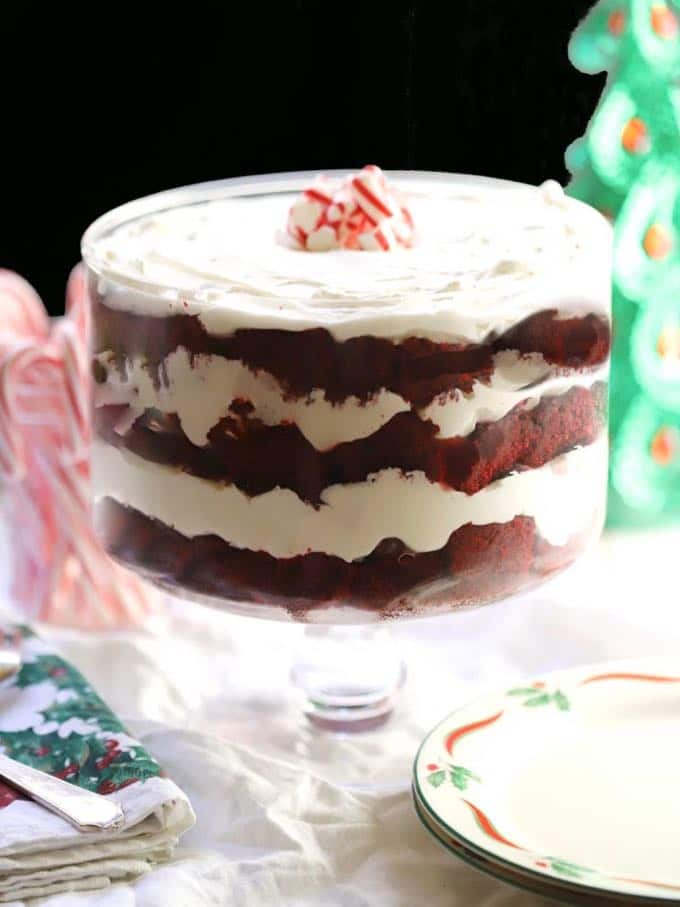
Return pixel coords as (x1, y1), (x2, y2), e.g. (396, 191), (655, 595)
(0, 627), (194, 902)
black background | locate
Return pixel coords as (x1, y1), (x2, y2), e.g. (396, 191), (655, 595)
(1, 0), (603, 314)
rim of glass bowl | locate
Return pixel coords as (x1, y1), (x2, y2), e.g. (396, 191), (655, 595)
(80, 169), (556, 296)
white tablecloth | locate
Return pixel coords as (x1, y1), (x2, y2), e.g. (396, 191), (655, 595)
(7, 528), (680, 906)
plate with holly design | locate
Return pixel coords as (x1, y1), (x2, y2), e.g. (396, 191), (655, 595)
(413, 658), (680, 904)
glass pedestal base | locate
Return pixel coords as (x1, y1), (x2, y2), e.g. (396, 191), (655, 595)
(290, 625), (406, 732)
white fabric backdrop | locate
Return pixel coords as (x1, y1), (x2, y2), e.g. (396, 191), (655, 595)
(4, 528), (680, 906)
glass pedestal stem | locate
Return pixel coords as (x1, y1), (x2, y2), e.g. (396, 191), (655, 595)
(290, 624), (407, 732)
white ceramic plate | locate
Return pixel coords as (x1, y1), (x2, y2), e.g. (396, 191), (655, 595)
(413, 658), (680, 904)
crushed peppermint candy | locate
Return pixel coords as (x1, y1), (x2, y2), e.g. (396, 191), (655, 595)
(285, 165), (414, 252)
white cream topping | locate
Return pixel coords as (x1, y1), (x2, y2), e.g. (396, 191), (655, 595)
(92, 436), (607, 560)
(83, 172), (611, 343)
(95, 348), (607, 450)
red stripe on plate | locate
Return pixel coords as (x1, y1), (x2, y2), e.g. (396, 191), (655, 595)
(444, 711), (503, 756)
(615, 876), (680, 892)
(462, 799), (523, 850)
(580, 672), (680, 686)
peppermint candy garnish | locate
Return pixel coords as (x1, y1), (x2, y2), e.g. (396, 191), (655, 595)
(286, 165), (414, 252)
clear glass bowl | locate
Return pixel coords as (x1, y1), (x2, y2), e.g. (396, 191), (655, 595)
(82, 171), (611, 627)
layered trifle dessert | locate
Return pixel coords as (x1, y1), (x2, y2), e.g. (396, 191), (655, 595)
(83, 169), (611, 622)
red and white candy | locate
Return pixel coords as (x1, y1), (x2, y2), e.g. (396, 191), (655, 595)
(0, 266), (155, 628)
(286, 165), (414, 252)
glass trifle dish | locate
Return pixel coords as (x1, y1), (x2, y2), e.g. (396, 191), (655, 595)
(83, 168), (611, 727)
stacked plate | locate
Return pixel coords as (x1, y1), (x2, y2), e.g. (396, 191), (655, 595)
(413, 659), (680, 905)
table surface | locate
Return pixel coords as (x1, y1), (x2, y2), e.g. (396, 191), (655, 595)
(13, 527), (680, 906)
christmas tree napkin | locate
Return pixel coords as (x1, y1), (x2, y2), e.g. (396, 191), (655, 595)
(0, 628), (194, 902)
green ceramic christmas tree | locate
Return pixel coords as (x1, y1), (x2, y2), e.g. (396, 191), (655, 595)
(566, 0), (680, 526)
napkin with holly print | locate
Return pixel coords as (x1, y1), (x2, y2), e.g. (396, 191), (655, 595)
(0, 627), (194, 902)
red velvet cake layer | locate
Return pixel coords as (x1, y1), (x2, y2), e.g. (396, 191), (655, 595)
(93, 295), (610, 408)
(97, 499), (593, 618)
(95, 383), (606, 504)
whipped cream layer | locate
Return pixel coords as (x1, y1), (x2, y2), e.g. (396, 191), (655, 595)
(95, 348), (607, 450)
(83, 172), (612, 343)
(93, 436), (607, 561)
